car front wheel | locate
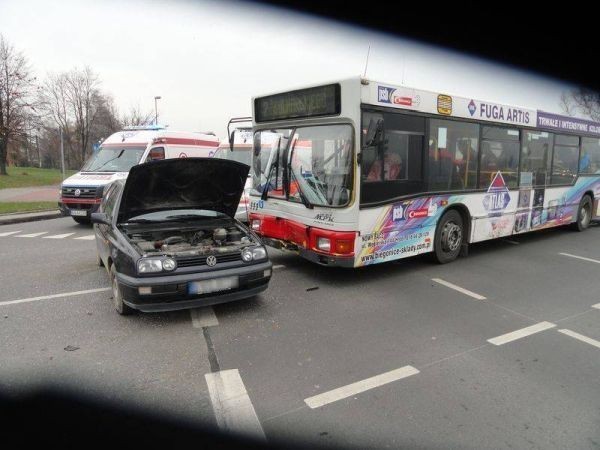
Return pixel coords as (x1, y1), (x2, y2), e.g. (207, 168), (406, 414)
(109, 264), (134, 315)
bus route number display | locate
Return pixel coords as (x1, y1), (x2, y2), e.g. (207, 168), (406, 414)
(255, 84), (341, 123)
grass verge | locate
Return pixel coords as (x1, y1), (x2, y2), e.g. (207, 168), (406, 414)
(0, 166), (77, 189)
(0, 202), (58, 215)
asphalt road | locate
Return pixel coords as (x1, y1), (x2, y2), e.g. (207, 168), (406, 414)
(1, 217), (599, 449)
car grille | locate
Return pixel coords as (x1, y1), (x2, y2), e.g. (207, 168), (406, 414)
(62, 186), (98, 199)
(176, 252), (242, 268)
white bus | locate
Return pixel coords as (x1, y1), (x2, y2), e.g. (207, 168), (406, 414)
(245, 77), (600, 267)
(59, 126), (219, 223)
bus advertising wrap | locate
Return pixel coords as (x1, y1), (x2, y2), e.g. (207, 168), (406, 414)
(537, 111), (600, 137)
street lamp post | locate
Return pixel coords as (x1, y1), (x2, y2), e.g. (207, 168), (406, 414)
(154, 96), (161, 125)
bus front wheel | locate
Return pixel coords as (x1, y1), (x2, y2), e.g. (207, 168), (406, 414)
(572, 195), (593, 232)
(433, 209), (464, 264)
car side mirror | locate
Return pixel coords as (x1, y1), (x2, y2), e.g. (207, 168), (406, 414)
(91, 212), (111, 226)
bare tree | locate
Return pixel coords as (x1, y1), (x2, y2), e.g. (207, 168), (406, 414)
(39, 66), (102, 167)
(120, 105), (154, 127)
(0, 34), (37, 175)
(66, 66), (100, 164)
(560, 87), (600, 122)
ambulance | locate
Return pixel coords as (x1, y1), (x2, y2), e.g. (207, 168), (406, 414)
(59, 125), (220, 224)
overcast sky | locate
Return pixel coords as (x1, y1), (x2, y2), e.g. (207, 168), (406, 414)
(1, 0), (577, 139)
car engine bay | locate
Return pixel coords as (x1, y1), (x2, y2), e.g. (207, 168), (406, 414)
(123, 223), (257, 258)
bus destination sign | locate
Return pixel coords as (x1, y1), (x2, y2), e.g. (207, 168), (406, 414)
(255, 84), (341, 123)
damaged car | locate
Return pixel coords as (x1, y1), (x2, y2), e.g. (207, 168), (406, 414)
(91, 158), (272, 315)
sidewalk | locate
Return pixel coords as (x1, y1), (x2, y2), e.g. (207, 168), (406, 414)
(0, 185), (60, 202)
(0, 185), (61, 225)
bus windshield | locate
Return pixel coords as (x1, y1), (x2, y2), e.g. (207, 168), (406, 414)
(252, 125), (353, 207)
(215, 146), (252, 166)
(81, 146), (146, 172)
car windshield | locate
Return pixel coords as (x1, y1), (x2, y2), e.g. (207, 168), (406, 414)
(81, 146), (146, 172)
(252, 125), (354, 207)
(127, 209), (226, 222)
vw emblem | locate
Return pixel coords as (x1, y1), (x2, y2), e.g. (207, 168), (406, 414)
(206, 255), (217, 267)
(74, 189), (81, 197)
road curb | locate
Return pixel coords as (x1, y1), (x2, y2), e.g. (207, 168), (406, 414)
(0, 210), (63, 226)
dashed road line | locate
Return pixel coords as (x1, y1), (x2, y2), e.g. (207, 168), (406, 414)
(558, 329), (600, 349)
(432, 278), (487, 300)
(559, 252), (600, 264)
(74, 234), (95, 240)
(304, 365), (420, 409)
(592, 303), (600, 310)
(205, 369), (266, 442)
(44, 233), (76, 239)
(0, 230), (21, 237)
(487, 321), (556, 346)
(0, 287), (111, 307)
(16, 232), (48, 238)
(503, 239), (520, 245)
(190, 307), (219, 328)
(272, 264), (286, 270)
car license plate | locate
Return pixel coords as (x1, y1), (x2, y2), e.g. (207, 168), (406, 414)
(70, 210), (87, 217)
(188, 276), (239, 295)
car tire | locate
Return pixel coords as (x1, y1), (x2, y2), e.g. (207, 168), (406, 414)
(109, 264), (134, 315)
(433, 209), (464, 264)
(572, 195), (593, 232)
(73, 216), (91, 225)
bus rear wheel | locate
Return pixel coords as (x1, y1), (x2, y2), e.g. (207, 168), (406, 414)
(572, 195), (593, 232)
(433, 209), (464, 264)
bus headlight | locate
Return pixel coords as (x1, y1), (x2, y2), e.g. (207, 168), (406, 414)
(137, 258), (163, 274)
(317, 237), (331, 252)
(251, 246), (267, 260)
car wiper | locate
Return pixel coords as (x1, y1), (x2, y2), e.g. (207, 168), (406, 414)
(87, 149), (125, 172)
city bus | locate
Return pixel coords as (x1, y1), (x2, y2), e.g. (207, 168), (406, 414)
(246, 77), (600, 267)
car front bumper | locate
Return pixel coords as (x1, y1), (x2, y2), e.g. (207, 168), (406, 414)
(58, 201), (101, 218)
(115, 260), (272, 312)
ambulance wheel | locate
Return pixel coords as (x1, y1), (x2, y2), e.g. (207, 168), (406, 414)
(433, 209), (463, 264)
(73, 216), (91, 225)
(572, 195), (592, 231)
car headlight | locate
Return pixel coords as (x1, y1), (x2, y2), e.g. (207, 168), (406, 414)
(162, 258), (177, 271)
(251, 246), (267, 260)
(241, 249), (253, 262)
(137, 258), (164, 274)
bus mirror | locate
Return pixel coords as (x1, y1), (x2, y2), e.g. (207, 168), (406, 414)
(364, 118), (383, 148)
(229, 130), (236, 152)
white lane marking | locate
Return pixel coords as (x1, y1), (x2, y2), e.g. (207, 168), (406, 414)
(205, 369), (266, 442)
(43, 233), (76, 239)
(74, 234), (96, 240)
(559, 252), (600, 264)
(16, 232), (48, 238)
(0, 230), (21, 237)
(304, 365), (419, 409)
(431, 278), (487, 300)
(190, 307), (219, 328)
(487, 321), (556, 346)
(0, 288), (111, 307)
(503, 239), (520, 245)
(272, 264), (286, 270)
(592, 303), (600, 310)
(558, 329), (600, 349)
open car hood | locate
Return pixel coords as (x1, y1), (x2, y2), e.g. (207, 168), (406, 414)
(117, 158), (249, 222)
